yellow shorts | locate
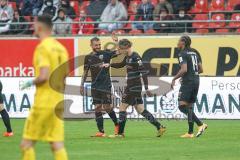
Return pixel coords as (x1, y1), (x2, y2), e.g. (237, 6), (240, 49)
(23, 106), (64, 142)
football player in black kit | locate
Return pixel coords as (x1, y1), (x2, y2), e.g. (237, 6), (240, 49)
(80, 36), (120, 137)
(0, 80), (13, 137)
(103, 39), (166, 138)
(171, 35), (208, 138)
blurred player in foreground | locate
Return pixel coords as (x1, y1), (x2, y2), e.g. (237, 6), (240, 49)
(103, 39), (166, 138)
(80, 35), (120, 137)
(171, 35), (208, 138)
(0, 80), (13, 137)
(20, 16), (69, 160)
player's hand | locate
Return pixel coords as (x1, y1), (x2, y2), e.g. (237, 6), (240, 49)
(111, 32), (118, 42)
(80, 85), (84, 95)
(171, 79), (176, 89)
(146, 90), (153, 97)
(20, 80), (33, 90)
(100, 63), (110, 68)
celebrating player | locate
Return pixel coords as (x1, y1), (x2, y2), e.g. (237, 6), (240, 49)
(80, 36), (120, 137)
(171, 35), (208, 138)
(104, 39), (166, 138)
(0, 80), (13, 137)
(20, 16), (69, 160)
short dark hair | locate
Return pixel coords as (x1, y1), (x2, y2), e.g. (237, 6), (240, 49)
(37, 15), (53, 29)
(90, 37), (100, 44)
(119, 39), (132, 48)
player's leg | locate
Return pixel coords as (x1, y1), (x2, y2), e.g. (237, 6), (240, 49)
(0, 82), (13, 136)
(50, 141), (68, 160)
(103, 104), (119, 134)
(94, 104), (105, 136)
(20, 139), (36, 160)
(134, 103), (166, 137)
(118, 103), (129, 136)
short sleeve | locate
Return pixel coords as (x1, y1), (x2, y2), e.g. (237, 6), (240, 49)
(36, 47), (50, 68)
(179, 53), (187, 65)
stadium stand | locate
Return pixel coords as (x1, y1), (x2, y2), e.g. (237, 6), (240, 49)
(1, 0), (240, 35)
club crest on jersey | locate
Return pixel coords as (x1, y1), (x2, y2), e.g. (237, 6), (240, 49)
(99, 55), (103, 60)
(127, 58), (132, 63)
(137, 59), (143, 66)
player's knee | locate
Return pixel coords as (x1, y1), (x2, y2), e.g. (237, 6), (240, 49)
(95, 105), (102, 112)
(20, 140), (33, 150)
(178, 105), (188, 114)
(0, 104), (4, 111)
(119, 103), (128, 112)
(103, 105), (113, 113)
(50, 142), (64, 152)
(134, 105), (144, 114)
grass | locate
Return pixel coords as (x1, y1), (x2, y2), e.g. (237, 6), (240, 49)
(0, 119), (240, 160)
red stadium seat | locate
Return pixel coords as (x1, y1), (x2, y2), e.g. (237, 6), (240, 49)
(236, 28), (240, 33)
(129, 29), (142, 35)
(125, 14), (135, 30)
(216, 29), (229, 33)
(189, 0), (208, 13)
(113, 30), (126, 35)
(8, 2), (17, 10)
(226, 0), (240, 10)
(228, 13), (240, 28)
(195, 28), (209, 34)
(209, 14), (225, 28)
(209, 0), (225, 11)
(24, 16), (31, 22)
(151, 0), (159, 6)
(70, 1), (80, 15)
(192, 14), (209, 29)
(145, 29), (157, 34)
(97, 30), (109, 35)
(128, 1), (141, 14)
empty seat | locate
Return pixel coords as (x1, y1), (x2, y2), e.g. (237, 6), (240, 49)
(209, 14), (225, 28)
(228, 13), (240, 28)
(113, 30), (126, 35)
(189, 0), (208, 13)
(192, 14), (209, 28)
(216, 29), (229, 33)
(226, 0), (240, 10)
(70, 1), (80, 15)
(129, 29), (142, 35)
(145, 29), (157, 34)
(209, 0), (225, 11)
(195, 28), (209, 33)
(8, 2), (17, 10)
(97, 30), (109, 35)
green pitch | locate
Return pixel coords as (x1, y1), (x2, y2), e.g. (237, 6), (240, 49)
(0, 119), (239, 160)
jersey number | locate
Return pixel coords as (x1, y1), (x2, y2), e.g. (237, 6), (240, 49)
(191, 55), (199, 75)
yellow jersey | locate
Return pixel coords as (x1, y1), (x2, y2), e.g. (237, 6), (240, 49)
(33, 37), (69, 108)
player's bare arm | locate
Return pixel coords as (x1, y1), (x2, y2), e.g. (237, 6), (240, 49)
(198, 63), (203, 74)
(171, 63), (187, 89)
(80, 57), (90, 95)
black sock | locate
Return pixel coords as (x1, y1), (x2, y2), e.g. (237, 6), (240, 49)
(188, 107), (194, 134)
(118, 111), (127, 134)
(95, 111), (104, 133)
(141, 110), (161, 130)
(0, 109), (12, 132)
(108, 110), (118, 126)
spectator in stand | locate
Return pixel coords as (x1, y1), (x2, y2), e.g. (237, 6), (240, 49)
(38, 0), (59, 21)
(87, 0), (108, 21)
(72, 10), (94, 35)
(153, 0), (173, 20)
(53, 8), (72, 34)
(60, 0), (76, 19)
(133, 0), (154, 32)
(174, 7), (192, 33)
(21, 0), (43, 16)
(10, 10), (28, 34)
(153, 7), (173, 33)
(169, 0), (195, 13)
(0, 0), (13, 34)
(98, 0), (127, 32)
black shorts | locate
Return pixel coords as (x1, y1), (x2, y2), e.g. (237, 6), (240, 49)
(179, 82), (199, 103)
(122, 86), (143, 106)
(91, 88), (112, 105)
(0, 81), (3, 104)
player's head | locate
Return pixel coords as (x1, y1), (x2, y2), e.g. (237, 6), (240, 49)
(118, 39), (132, 55)
(90, 37), (101, 52)
(34, 15), (53, 38)
(178, 35), (191, 50)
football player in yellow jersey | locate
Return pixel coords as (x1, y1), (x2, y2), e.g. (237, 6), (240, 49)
(20, 16), (69, 160)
